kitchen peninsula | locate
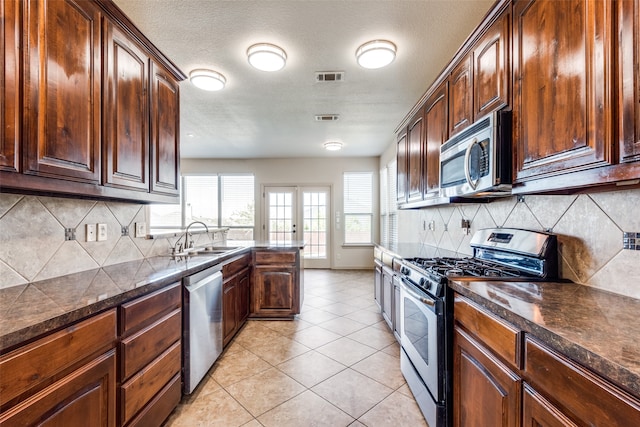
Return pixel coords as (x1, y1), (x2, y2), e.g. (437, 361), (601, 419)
(0, 241), (304, 426)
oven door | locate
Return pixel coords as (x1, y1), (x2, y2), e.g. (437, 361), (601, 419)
(400, 277), (444, 403)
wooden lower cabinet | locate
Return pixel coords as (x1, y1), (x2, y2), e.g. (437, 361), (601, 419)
(251, 250), (300, 318)
(452, 325), (521, 427)
(381, 265), (393, 329)
(453, 293), (640, 426)
(223, 254), (251, 345)
(0, 309), (117, 426)
(118, 283), (182, 426)
(523, 337), (640, 427)
(522, 384), (578, 427)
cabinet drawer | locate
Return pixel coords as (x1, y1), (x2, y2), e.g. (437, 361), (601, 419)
(0, 350), (116, 426)
(223, 253), (251, 277)
(126, 373), (181, 427)
(120, 309), (181, 380)
(0, 309), (116, 407)
(524, 336), (640, 426)
(120, 282), (181, 335)
(454, 295), (521, 369)
(255, 250), (296, 264)
(120, 341), (181, 425)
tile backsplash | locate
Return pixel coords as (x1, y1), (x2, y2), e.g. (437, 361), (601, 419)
(0, 194), (222, 289)
(398, 188), (640, 299)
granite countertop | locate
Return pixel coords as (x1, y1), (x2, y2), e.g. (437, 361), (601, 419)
(449, 279), (640, 400)
(0, 241), (305, 352)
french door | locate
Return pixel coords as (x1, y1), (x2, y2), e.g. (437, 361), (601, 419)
(264, 185), (331, 268)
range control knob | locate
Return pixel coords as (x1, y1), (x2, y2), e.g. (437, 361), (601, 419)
(401, 266), (410, 276)
(419, 277), (428, 289)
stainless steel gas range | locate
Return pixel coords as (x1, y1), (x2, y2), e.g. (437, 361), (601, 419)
(396, 228), (559, 427)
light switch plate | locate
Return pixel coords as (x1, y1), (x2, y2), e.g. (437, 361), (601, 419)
(86, 224), (96, 242)
(97, 223), (107, 241)
(135, 222), (147, 238)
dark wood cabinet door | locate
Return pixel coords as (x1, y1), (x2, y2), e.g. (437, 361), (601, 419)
(381, 267), (393, 329)
(396, 129), (408, 205)
(150, 61), (180, 195)
(237, 268), (250, 323)
(374, 261), (382, 311)
(252, 265), (297, 316)
(522, 384), (578, 427)
(223, 278), (238, 346)
(407, 111), (424, 203)
(473, 8), (510, 119)
(513, 0), (613, 182)
(1, 0), (20, 173)
(449, 55), (473, 135)
(453, 326), (521, 427)
(617, 0), (640, 163)
(424, 81), (448, 194)
(393, 279), (401, 341)
(0, 351), (116, 427)
(24, 0), (101, 183)
(103, 22), (149, 191)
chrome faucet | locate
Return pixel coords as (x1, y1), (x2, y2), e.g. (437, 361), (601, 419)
(173, 221), (209, 254)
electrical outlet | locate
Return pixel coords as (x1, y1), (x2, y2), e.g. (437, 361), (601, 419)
(428, 220), (436, 231)
(135, 222), (147, 238)
(86, 224), (96, 242)
(97, 223), (107, 241)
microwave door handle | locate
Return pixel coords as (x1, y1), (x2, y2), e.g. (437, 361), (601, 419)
(464, 138), (478, 190)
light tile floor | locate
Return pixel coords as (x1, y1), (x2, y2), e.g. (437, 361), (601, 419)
(164, 269), (427, 427)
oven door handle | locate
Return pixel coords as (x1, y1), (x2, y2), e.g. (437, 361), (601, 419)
(401, 278), (436, 307)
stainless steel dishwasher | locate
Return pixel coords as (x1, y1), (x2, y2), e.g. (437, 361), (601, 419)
(182, 265), (223, 394)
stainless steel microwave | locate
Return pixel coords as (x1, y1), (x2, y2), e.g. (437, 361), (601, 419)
(439, 110), (512, 198)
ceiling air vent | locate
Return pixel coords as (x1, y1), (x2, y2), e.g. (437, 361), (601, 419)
(314, 114), (340, 121)
(315, 71), (345, 82)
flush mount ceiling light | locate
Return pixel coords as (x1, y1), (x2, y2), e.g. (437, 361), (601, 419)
(247, 43), (287, 72)
(324, 141), (343, 151)
(189, 69), (226, 91)
(355, 40), (397, 69)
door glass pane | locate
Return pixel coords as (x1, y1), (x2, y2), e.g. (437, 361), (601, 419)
(268, 191), (293, 244)
(303, 191), (328, 259)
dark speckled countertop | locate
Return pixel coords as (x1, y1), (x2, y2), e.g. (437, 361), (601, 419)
(0, 241), (304, 352)
(449, 279), (640, 400)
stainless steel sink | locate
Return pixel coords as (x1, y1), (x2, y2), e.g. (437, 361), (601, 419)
(169, 246), (242, 258)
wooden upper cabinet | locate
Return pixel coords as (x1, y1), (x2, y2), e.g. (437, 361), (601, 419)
(396, 129), (408, 204)
(424, 81), (448, 195)
(473, 7), (510, 119)
(1, 0), (20, 173)
(24, 0), (102, 184)
(449, 55), (473, 136)
(407, 110), (424, 203)
(150, 61), (180, 195)
(513, 0), (613, 182)
(617, 0), (640, 163)
(103, 22), (149, 192)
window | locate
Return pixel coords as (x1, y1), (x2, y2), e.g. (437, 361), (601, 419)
(149, 174), (255, 240)
(380, 161), (398, 251)
(343, 172), (373, 244)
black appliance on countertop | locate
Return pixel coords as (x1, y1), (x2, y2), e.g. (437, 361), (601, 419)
(396, 228), (559, 427)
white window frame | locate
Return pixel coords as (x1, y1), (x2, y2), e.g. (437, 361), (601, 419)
(148, 174), (255, 239)
(343, 171), (374, 246)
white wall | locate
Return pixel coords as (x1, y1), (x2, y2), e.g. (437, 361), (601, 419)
(181, 157), (380, 269)
(378, 139), (422, 245)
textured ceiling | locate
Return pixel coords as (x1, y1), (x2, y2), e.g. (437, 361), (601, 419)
(113, 0), (495, 159)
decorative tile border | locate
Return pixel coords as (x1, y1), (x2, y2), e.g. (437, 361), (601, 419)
(623, 232), (640, 250)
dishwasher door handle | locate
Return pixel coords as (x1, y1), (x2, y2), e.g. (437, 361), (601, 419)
(185, 270), (223, 292)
